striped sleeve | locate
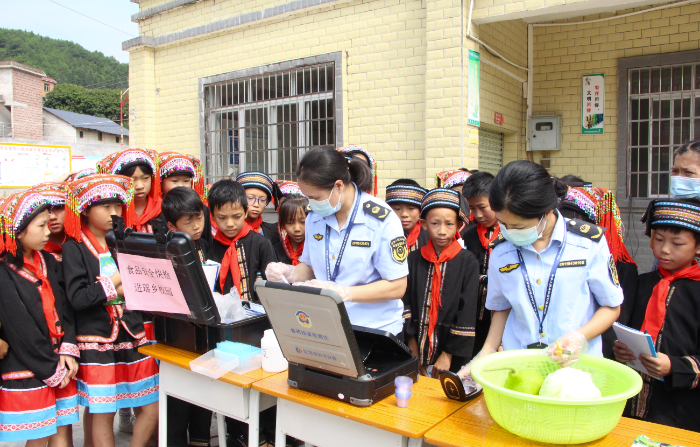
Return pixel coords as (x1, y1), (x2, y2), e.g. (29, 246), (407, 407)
(668, 355), (700, 390)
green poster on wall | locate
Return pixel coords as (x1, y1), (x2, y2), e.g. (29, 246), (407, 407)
(468, 50), (480, 127)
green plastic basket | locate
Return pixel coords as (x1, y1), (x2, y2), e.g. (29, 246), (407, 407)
(470, 350), (643, 444)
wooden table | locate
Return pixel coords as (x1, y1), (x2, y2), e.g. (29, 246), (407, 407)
(140, 344), (280, 447)
(424, 396), (700, 447)
(252, 371), (467, 447)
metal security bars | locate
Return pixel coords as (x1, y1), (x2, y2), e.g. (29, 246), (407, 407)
(628, 63), (700, 197)
(203, 63), (335, 182)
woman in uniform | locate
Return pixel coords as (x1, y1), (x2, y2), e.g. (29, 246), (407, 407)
(459, 160), (624, 378)
(266, 147), (408, 337)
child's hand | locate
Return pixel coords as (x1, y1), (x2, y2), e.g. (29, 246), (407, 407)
(613, 340), (636, 363)
(109, 271), (122, 288)
(640, 352), (672, 378)
(116, 284), (124, 296)
(0, 338), (8, 359)
(60, 355), (79, 381)
(432, 352), (452, 378)
(419, 365), (429, 377)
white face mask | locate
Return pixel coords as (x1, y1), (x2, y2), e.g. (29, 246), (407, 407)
(670, 176), (700, 199)
(308, 187), (342, 217)
(499, 215), (546, 247)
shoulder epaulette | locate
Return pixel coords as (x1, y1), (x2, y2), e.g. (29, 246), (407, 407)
(566, 218), (606, 242)
(488, 233), (507, 249)
(363, 200), (390, 221)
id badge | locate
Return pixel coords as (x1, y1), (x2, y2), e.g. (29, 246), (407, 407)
(527, 342), (548, 349)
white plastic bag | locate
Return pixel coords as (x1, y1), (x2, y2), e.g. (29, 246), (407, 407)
(212, 288), (247, 323)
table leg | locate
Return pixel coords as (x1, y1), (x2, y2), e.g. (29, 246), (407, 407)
(217, 412), (226, 447)
(406, 437), (423, 447)
(159, 384), (167, 447)
(248, 389), (260, 447)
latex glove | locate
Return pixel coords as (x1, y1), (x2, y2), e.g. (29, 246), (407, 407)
(265, 262), (297, 284)
(293, 279), (352, 302)
(546, 331), (588, 367)
(457, 347), (496, 381)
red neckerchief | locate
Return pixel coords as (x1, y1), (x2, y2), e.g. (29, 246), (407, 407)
(406, 224), (421, 251)
(134, 195), (162, 233)
(420, 239), (463, 358)
(282, 234), (304, 266)
(82, 224), (109, 255)
(215, 223), (252, 294)
(477, 223), (500, 250)
(641, 261), (700, 342)
(248, 216), (263, 234)
(23, 251), (64, 339)
(44, 240), (62, 256)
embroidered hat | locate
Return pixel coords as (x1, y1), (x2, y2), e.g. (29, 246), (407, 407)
(420, 188), (469, 223)
(202, 183), (212, 207)
(386, 184), (428, 207)
(337, 146), (378, 196)
(435, 169), (471, 189)
(67, 168), (97, 182)
(158, 151), (204, 196)
(275, 180), (303, 196)
(64, 174), (135, 242)
(27, 182), (67, 207)
(236, 172), (279, 208)
(1, 190), (53, 255)
(644, 199), (700, 236)
(97, 148), (160, 198)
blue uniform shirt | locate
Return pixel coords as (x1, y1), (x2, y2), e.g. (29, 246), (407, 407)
(485, 211), (624, 356)
(299, 186), (409, 335)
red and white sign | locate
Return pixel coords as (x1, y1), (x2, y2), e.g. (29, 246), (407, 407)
(494, 112), (504, 125)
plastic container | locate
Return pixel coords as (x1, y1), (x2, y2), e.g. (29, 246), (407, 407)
(261, 329), (288, 373)
(470, 350), (643, 444)
(394, 376), (414, 408)
(216, 341), (262, 375)
(189, 350), (240, 379)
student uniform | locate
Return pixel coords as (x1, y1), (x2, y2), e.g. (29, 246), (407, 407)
(406, 227), (430, 253)
(253, 220), (281, 247)
(624, 272), (700, 432)
(486, 212), (624, 356)
(0, 252), (80, 442)
(403, 248), (480, 371)
(299, 186), (409, 335)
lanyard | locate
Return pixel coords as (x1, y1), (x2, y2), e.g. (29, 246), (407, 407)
(515, 230), (567, 341)
(325, 188), (361, 282)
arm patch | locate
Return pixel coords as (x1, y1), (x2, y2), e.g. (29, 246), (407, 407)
(363, 201), (390, 221)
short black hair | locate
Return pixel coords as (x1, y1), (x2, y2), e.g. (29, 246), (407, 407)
(278, 195), (308, 225)
(297, 148), (373, 192)
(208, 179), (248, 213)
(161, 187), (204, 225)
(118, 162), (154, 177)
(490, 160), (560, 220)
(389, 178), (421, 188)
(654, 224), (700, 245)
(560, 174), (585, 184)
(462, 171), (494, 200)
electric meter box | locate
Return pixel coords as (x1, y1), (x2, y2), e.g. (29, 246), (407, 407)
(529, 116), (561, 151)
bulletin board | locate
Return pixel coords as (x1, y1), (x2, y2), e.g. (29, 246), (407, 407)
(0, 143), (71, 188)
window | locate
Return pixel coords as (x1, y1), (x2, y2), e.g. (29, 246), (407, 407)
(203, 63), (336, 182)
(79, 130), (84, 138)
(628, 64), (700, 197)
(44, 84), (50, 92)
(98, 131), (103, 141)
(116, 136), (120, 143)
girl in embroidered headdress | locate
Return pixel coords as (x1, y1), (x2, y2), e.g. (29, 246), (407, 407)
(0, 189), (80, 445)
(62, 175), (159, 447)
(27, 182), (69, 262)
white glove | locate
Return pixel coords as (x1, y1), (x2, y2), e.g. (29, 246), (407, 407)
(457, 347), (496, 381)
(265, 262), (298, 284)
(293, 279), (352, 302)
(546, 331), (588, 367)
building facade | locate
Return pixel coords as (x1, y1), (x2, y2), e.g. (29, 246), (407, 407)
(0, 61), (46, 140)
(125, 0), (700, 268)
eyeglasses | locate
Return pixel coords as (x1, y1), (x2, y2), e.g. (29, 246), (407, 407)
(246, 196), (269, 206)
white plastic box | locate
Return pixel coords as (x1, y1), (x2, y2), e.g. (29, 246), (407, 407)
(189, 350), (240, 379)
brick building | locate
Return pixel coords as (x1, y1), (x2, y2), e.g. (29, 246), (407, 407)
(124, 0), (700, 268)
(0, 61), (46, 140)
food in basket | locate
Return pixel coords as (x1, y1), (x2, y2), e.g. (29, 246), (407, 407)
(486, 367), (544, 395)
(539, 367), (601, 399)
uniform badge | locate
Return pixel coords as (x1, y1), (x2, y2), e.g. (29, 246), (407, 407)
(363, 201), (390, 221)
(351, 240), (371, 247)
(313, 234), (323, 241)
(608, 256), (620, 287)
(390, 237), (408, 264)
(499, 263), (520, 273)
(558, 260), (586, 268)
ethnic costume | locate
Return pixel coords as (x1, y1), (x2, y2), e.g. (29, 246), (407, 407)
(436, 169), (473, 232)
(62, 175), (159, 413)
(386, 183), (429, 253)
(461, 222), (499, 354)
(202, 184), (218, 237)
(337, 146), (378, 196)
(560, 186), (638, 360)
(0, 190), (79, 441)
(403, 189), (479, 371)
(27, 182), (69, 262)
(275, 180), (303, 197)
(66, 168), (97, 182)
(623, 200), (700, 432)
(236, 172), (281, 246)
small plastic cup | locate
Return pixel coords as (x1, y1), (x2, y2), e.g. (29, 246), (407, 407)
(394, 376), (413, 390)
(394, 376), (414, 407)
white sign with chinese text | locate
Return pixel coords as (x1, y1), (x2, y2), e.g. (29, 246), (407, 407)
(582, 73), (604, 134)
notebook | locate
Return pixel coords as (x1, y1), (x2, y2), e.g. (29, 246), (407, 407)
(613, 322), (663, 381)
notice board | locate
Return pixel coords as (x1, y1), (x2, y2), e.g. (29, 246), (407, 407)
(0, 143), (71, 188)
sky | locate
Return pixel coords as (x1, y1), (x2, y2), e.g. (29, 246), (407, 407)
(0, 0), (139, 64)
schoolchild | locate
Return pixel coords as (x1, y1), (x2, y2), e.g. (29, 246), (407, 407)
(62, 175), (159, 447)
(0, 190), (79, 445)
(337, 146), (378, 196)
(97, 148), (161, 233)
(273, 195), (308, 266)
(459, 161), (623, 379)
(614, 199), (700, 432)
(235, 172), (282, 246)
(403, 188), (479, 377)
(385, 179), (429, 254)
(27, 182), (69, 262)
(460, 172), (498, 354)
(435, 169), (473, 234)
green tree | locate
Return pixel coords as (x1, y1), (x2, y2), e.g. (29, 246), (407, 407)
(44, 84), (129, 126)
